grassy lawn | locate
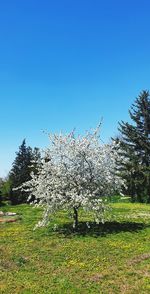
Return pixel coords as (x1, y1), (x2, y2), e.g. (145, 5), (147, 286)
(1, 202), (150, 293)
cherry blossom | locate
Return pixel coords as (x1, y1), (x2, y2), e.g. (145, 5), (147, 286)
(19, 125), (124, 229)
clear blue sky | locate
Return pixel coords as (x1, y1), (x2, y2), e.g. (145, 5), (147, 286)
(0, 0), (150, 177)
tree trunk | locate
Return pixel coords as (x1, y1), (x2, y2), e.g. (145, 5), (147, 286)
(73, 207), (78, 229)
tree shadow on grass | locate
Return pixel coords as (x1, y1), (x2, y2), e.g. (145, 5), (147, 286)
(55, 221), (148, 237)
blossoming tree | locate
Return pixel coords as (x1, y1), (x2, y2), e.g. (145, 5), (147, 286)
(20, 125), (124, 229)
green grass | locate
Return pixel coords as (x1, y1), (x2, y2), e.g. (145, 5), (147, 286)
(1, 203), (150, 293)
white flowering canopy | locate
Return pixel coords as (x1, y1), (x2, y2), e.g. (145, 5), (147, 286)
(22, 125), (124, 228)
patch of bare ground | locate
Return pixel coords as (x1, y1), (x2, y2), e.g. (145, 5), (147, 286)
(88, 273), (107, 282)
(136, 269), (150, 277)
(119, 282), (140, 294)
(0, 217), (18, 223)
(128, 253), (150, 265)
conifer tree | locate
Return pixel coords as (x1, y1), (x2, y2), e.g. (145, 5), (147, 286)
(118, 90), (150, 202)
(9, 140), (40, 204)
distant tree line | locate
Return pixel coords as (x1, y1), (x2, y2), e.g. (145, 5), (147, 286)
(0, 90), (150, 205)
(0, 176), (11, 205)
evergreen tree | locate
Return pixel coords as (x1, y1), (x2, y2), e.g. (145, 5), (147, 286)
(9, 140), (41, 204)
(32, 147), (41, 174)
(118, 90), (150, 202)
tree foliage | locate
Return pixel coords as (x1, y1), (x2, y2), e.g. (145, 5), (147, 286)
(9, 140), (41, 205)
(118, 90), (150, 202)
(19, 126), (124, 229)
(0, 178), (3, 205)
(0, 177), (12, 204)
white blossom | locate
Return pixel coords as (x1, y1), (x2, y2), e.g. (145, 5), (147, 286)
(19, 125), (125, 228)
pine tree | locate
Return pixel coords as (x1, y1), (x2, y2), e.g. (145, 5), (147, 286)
(32, 147), (41, 174)
(9, 140), (40, 204)
(118, 90), (150, 202)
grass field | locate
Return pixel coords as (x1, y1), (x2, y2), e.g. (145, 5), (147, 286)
(1, 202), (150, 293)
